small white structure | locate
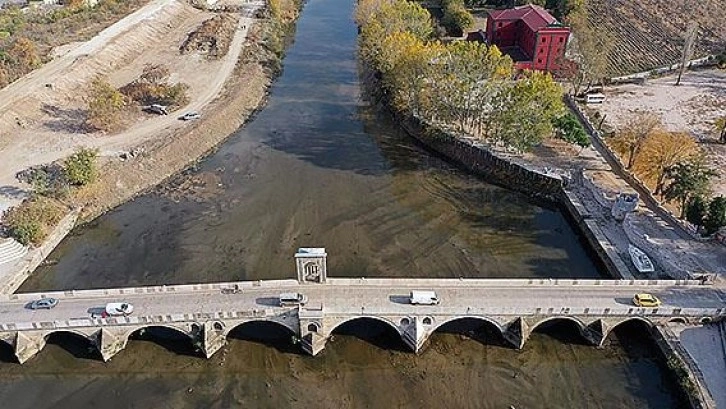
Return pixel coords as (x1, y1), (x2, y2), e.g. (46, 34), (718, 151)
(612, 192), (639, 221)
(295, 247), (327, 283)
(585, 93), (606, 104)
(409, 291), (439, 305)
(628, 244), (655, 273)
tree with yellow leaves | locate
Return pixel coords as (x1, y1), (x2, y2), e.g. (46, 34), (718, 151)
(632, 130), (699, 195)
(608, 111), (661, 169)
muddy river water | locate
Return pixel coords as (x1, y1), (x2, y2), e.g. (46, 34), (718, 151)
(1, 0), (685, 407)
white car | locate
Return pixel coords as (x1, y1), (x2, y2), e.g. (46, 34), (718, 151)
(179, 111), (201, 121)
(105, 302), (134, 316)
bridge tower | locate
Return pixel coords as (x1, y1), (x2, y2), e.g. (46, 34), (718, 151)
(295, 247), (327, 284)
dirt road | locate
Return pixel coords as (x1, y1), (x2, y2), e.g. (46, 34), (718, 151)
(0, 0), (263, 215)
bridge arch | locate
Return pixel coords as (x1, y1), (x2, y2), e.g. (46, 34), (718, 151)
(223, 318), (298, 339)
(430, 316), (507, 346)
(44, 330), (100, 359)
(601, 317), (654, 344)
(127, 325), (199, 357)
(327, 316), (408, 352)
(431, 316), (506, 336)
(529, 316), (594, 345)
(0, 338), (16, 363)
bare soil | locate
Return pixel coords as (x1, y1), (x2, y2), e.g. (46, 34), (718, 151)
(0, 0), (266, 217)
(594, 69), (726, 196)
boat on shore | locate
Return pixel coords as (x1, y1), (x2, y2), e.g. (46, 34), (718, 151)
(628, 244), (655, 273)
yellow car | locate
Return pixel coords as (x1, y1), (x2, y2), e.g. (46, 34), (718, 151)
(633, 293), (662, 307)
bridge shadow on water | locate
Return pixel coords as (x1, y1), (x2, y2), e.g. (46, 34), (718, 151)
(531, 319), (593, 346)
(0, 339), (17, 363)
(128, 326), (203, 358)
(329, 317), (409, 352)
(433, 317), (509, 348)
(227, 321), (303, 354)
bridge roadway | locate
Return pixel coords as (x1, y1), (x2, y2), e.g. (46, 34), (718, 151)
(0, 278), (724, 363)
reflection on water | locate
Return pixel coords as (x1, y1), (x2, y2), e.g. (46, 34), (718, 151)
(2, 0), (684, 406)
(0, 321), (683, 409)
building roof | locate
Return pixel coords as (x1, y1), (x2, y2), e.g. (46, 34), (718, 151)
(488, 5), (558, 32)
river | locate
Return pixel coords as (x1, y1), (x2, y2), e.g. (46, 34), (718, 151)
(1, 0), (685, 407)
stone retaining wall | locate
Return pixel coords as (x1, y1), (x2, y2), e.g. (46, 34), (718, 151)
(399, 115), (564, 201)
(653, 325), (717, 409)
(394, 113), (634, 279)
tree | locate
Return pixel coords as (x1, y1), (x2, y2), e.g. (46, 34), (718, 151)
(704, 196), (726, 235)
(685, 195), (708, 227)
(715, 116), (726, 144)
(608, 111), (661, 169)
(633, 130), (699, 195)
(63, 147), (99, 186)
(441, 0), (474, 37)
(490, 70), (564, 151)
(565, 7), (613, 95)
(7, 37), (41, 70)
(552, 112), (590, 148)
(86, 76), (127, 132)
(675, 21), (698, 86)
(662, 159), (717, 217)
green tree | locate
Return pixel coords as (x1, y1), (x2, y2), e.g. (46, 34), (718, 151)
(662, 159), (717, 217)
(441, 0), (474, 36)
(552, 112), (590, 148)
(685, 195), (708, 228)
(704, 196), (726, 235)
(63, 147), (99, 186)
(490, 70), (564, 151)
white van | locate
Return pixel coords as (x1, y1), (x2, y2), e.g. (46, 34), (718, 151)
(279, 292), (308, 307)
(409, 291), (439, 305)
(584, 93), (606, 104)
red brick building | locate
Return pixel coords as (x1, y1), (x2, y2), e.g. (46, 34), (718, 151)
(480, 5), (570, 73)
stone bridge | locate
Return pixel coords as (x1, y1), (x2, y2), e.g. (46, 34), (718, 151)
(0, 249), (723, 363)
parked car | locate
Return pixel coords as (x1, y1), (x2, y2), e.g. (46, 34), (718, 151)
(28, 297), (58, 310)
(105, 302), (134, 316)
(279, 292), (307, 307)
(633, 293), (661, 307)
(178, 111), (201, 121)
(143, 104), (169, 115)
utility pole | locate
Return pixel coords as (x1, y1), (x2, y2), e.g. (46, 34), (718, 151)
(675, 21), (698, 86)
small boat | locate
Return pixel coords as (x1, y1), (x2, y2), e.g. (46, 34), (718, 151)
(628, 244), (654, 273)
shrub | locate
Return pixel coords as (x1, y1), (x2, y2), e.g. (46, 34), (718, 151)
(86, 76), (127, 132)
(63, 147), (99, 186)
(553, 112), (590, 148)
(2, 196), (65, 245)
(704, 196), (726, 235)
(685, 195), (708, 228)
(119, 64), (189, 108)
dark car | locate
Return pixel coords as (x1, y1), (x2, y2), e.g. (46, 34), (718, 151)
(28, 298), (59, 310)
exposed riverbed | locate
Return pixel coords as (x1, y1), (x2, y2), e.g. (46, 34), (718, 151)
(1, 0), (685, 406)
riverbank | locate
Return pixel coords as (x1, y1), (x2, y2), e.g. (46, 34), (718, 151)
(0, 0), (304, 293)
